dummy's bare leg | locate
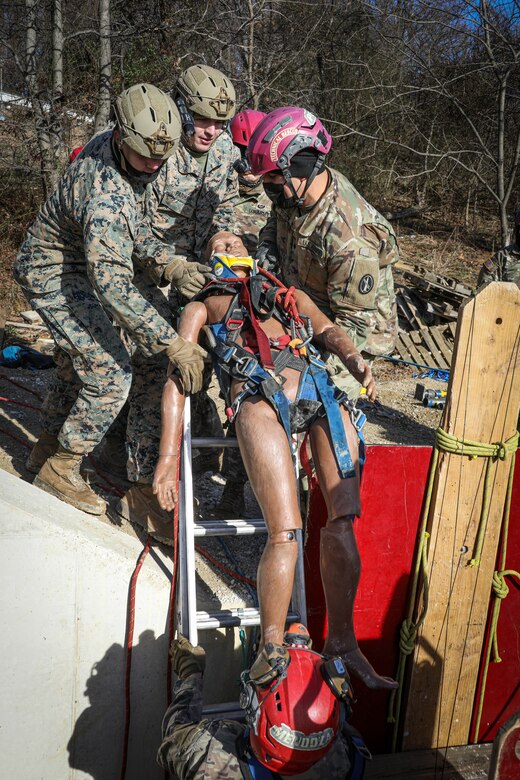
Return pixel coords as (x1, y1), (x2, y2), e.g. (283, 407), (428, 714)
(309, 407), (398, 690)
(235, 396), (301, 682)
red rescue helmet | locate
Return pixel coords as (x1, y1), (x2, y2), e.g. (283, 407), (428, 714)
(247, 106), (332, 178)
(69, 146), (84, 163)
(231, 109), (267, 148)
(249, 646), (341, 775)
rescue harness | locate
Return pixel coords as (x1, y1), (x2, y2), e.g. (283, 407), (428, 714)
(196, 267), (365, 479)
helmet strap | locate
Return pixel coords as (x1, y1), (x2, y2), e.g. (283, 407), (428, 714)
(175, 94), (195, 136)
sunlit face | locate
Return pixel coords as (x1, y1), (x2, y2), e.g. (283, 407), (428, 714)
(185, 115), (226, 153)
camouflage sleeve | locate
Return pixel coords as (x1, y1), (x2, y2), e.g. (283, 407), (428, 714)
(209, 153), (240, 237)
(131, 219), (182, 286)
(258, 210), (278, 248)
(328, 223), (398, 354)
(83, 197), (177, 356)
(157, 677), (211, 779)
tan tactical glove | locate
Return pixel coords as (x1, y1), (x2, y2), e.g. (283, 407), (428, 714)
(163, 258), (211, 298)
(171, 634), (206, 679)
(165, 336), (206, 394)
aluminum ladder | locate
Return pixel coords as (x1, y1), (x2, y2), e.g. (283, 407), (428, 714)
(176, 395), (307, 713)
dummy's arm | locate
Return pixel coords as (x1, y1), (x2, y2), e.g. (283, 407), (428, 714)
(153, 302), (209, 510)
(296, 290), (377, 401)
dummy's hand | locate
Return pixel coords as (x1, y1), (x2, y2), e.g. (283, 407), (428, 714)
(206, 231), (248, 258)
(256, 241), (279, 271)
(153, 456), (178, 511)
(165, 336), (207, 394)
(171, 634), (206, 679)
(345, 353), (376, 401)
(163, 259), (211, 298)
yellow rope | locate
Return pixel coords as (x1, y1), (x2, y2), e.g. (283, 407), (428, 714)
(387, 426), (518, 751)
(471, 436), (519, 742)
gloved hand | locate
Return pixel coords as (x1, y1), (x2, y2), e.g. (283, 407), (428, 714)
(163, 258), (211, 298)
(256, 242), (279, 271)
(165, 336), (207, 394)
(171, 634), (206, 679)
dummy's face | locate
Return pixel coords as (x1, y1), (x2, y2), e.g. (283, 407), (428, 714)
(186, 115), (226, 153)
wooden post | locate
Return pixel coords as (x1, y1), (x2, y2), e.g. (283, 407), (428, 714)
(402, 282), (520, 749)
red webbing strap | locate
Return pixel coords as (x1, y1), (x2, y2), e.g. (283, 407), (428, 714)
(239, 282), (275, 369)
(166, 426), (182, 707)
(120, 537), (152, 780)
(299, 432), (318, 490)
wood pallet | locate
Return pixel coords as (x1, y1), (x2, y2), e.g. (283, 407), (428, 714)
(394, 321), (456, 369)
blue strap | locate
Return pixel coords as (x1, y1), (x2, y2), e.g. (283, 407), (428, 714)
(349, 733), (370, 780)
(242, 729), (277, 779)
(309, 364), (356, 479)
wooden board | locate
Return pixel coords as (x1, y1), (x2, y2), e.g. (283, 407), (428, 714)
(365, 743), (492, 779)
(402, 282), (520, 749)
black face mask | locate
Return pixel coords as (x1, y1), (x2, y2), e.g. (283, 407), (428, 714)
(263, 182), (300, 209)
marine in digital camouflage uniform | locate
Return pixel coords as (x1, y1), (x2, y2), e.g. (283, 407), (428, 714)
(251, 107), (399, 398)
(158, 636), (359, 780)
(116, 65), (245, 533)
(14, 84), (205, 515)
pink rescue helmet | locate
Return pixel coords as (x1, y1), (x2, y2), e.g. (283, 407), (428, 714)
(247, 106), (332, 178)
(231, 109), (267, 148)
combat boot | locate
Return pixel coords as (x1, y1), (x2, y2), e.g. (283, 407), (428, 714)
(34, 446), (106, 515)
(26, 431), (59, 474)
(112, 482), (174, 545)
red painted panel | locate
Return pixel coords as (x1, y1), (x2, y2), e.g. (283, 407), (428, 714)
(305, 445), (433, 752)
(304, 446), (520, 753)
(473, 457), (520, 744)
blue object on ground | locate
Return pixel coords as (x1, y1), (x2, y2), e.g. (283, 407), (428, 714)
(0, 345), (55, 370)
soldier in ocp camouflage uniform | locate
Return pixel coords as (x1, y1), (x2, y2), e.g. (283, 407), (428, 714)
(158, 636), (362, 780)
(477, 209), (520, 288)
(251, 107), (399, 398)
(115, 65), (247, 532)
(14, 84), (206, 515)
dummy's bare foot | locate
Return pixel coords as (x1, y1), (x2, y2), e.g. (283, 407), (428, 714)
(341, 647), (398, 690)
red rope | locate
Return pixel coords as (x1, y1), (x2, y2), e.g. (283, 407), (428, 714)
(0, 373), (45, 402)
(195, 544), (257, 589)
(120, 537), (151, 780)
(0, 395), (42, 412)
(0, 425), (33, 450)
(166, 428), (182, 707)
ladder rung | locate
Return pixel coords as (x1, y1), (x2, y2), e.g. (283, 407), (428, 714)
(194, 518), (266, 537)
(196, 608), (300, 629)
(192, 437), (239, 448)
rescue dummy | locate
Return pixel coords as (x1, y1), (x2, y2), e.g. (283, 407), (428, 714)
(153, 255), (398, 691)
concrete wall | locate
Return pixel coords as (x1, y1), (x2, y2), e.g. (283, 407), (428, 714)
(0, 469), (242, 780)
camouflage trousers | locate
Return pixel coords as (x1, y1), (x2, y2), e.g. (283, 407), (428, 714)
(32, 288), (132, 454)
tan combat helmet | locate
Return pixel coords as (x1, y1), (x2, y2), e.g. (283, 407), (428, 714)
(176, 64), (236, 121)
(114, 83), (181, 159)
